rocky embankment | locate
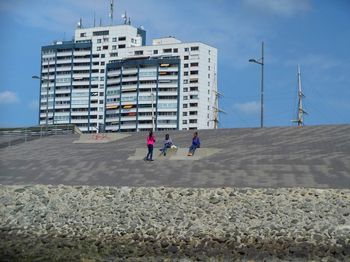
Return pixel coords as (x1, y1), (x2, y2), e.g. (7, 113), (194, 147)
(0, 185), (349, 261)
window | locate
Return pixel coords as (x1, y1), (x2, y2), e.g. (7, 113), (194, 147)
(190, 87), (198, 91)
(101, 62), (105, 65)
(173, 48), (178, 53)
(97, 39), (102, 43)
(190, 95), (198, 100)
(112, 37), (117, 42)
(190, 79), (198, 83)
(93, 30), (109, 36)
(183, 88), (188, 92)
(135, 50), (143, 55)
(189, 119), (197, 123)
(184, 47), (189, 52)
(103, 46), (108, 50)
(208, 50), (211, 55)
(184, 72), (189, 76)
(80, 33), (86, 37)
(190, 62), (199, 67)
(190, 111), (198, 115)
(208, 82), (210, 86)
(100, 77), (104, 81)
(97, 47), (101, 51)
(190, 71), (198, 75)
(184, 56), (189, 60)
(118, 44), (126, 49)
(101, 54), (105, 58)
(183, 120), (187, 124)
(183, 80), (188, 84)
(163, 48), (172, 53)
(112, 45), (117, 50)
(208, 66), (211, 70)
(183, 96), (188, 100)
(183, 112), (188, 116)
(207, 90), (210, 94)
(208, 58), (211, 62)
(191, 46), (199, 51)
(118, 36), (126, 41)
(110, 53), (118, 57)
(190, 103), (198, 107)
(208, 74), (211, 78)
(183, 104), (188, 108)
(153, 50), (158, 54)
(184, 64), (189, 68)
(100, 69), (105, 73)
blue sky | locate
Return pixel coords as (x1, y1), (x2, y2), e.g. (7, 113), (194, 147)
(0, 0), (349, 128)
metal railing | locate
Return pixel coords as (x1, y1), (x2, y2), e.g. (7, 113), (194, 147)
(0, 124), (81, 148)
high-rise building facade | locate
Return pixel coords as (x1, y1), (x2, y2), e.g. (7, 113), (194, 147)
(39, 24), (218, 132)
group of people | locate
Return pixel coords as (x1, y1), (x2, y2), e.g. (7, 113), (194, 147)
(145, 131), (201, 161)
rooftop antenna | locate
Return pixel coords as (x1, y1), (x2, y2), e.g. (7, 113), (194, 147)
(99, 18), (102, 26)
(93, 11), (96, 27)
(77, 17), (83, 29)
(122, 11), (127, 24)
(128, 17), (131, 25)
(292, 65), (307, 127)
(109, 0), (114, 25)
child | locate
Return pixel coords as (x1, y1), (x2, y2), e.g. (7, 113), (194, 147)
(160, 134), (173, 156)
(145, 130), (156, 161)
(188, 131), (200, 156)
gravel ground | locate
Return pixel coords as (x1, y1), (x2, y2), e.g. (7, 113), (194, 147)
(0, 185), (349, 261)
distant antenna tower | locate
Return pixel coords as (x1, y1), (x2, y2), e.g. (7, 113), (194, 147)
(109, 0), (114, 25)
(292, 65), (307, 127)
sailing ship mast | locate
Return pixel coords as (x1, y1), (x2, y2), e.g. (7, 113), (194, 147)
(292, 65), (307, 127)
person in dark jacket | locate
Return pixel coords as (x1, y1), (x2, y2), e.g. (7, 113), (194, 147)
(145, 130), (156, 161)
(188, 131), (200, 156)
(160, 134), (173, 156)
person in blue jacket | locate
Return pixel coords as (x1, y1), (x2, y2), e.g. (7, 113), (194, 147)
(160, 133), (173, 156)
(188, 131), (200, 156)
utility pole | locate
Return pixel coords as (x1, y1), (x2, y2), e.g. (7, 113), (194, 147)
(46, 60), (50, 127)
(292, 65), (307, 127)
(151, 92), (155, 131)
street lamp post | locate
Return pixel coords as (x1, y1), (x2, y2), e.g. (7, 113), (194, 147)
(151, 91), (155, 132)
(249, 41), (264, 128)
(32, 60), (50, 129)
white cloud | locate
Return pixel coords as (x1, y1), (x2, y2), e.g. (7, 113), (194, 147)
(243, 0), (312, 17)
(234, 101), (260, 114)
(0, 91), (19, 104)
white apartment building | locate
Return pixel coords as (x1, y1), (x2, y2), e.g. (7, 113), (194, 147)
(39, 24), (218, 132)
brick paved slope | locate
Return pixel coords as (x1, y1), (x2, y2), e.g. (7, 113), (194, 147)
(0, 125), (349, 188)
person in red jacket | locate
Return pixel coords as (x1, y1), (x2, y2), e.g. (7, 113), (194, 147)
(145, 130), (156, 161)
